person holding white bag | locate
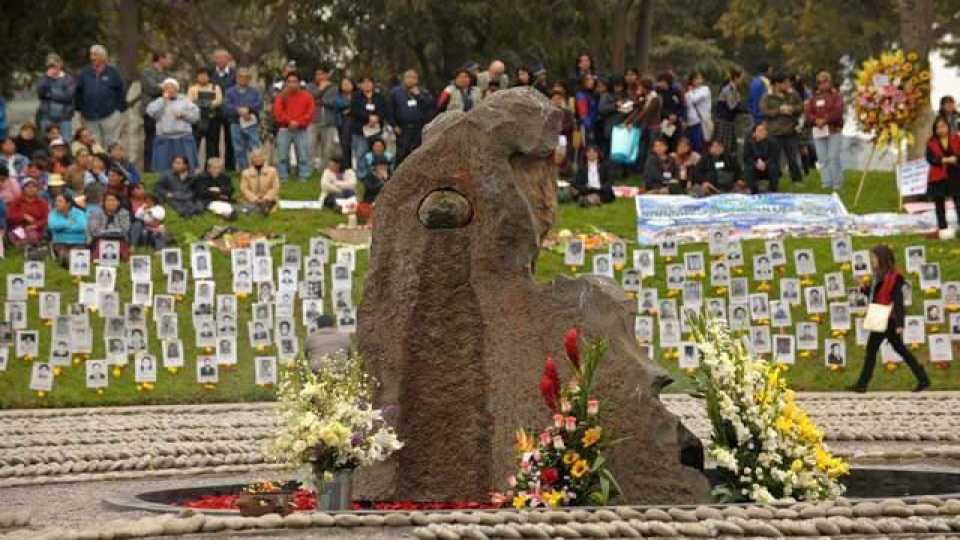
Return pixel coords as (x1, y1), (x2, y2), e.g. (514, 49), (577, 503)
(849, 244), (930, 393)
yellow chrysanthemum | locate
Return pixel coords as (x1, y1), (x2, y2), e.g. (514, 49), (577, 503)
(563, 451), (580, 465)
(790, 459), (804, 473)
(542, 490), (565, 508)
(581, 427), (602, 448)
(512, 493), (528, 509)
(571, 459), (589, 478)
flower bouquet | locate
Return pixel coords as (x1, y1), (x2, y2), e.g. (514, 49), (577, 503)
(265, 352), (403, 510)
(687, 314), (848, 503)
(854, 49), (931, 150)
(494, 328), (624, 508)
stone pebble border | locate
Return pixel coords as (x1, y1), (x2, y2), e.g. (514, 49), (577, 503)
(5, 395), (960, 488)
(8, 497), (960, 539)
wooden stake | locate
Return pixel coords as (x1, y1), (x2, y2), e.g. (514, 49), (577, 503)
(853, 144), (879, 207)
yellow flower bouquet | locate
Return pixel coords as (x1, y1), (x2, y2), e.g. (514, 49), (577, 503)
(854, 49), (931, 149)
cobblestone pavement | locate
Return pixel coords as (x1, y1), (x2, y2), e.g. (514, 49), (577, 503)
(2, 393), (960, 535)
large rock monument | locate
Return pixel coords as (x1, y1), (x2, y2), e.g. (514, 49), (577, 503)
(357, 88), (710, 505)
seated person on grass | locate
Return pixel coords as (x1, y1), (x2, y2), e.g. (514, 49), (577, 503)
(743, 122), (780, 194)
(132, 193), (169, 250)
(240, 148), (280, 216)
(87, 192), (132, 260)
(571, 145), (614, 206)
(6, 179), (49, 248)
(194, 157), (236, 219)
(643, 137), (681, 194)
(48, 193), (88, 266)
(156, 155), (205, 218)
(361, 155), (391, 204)
(319, 155), (357, 209)
(693, 139), (748, 196)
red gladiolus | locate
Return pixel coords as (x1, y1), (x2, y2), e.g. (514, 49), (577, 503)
(564, 328), (581, 370)
(540, 467), (560, 487)
(540, 356), (561, 412)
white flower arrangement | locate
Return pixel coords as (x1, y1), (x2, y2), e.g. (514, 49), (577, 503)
(264, 352), (403, 492)
(687, 314), (849, 503)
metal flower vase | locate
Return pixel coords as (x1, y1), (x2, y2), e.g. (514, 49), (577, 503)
(315, 466), (354, 511)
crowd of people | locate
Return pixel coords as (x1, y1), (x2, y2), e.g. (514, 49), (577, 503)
(2, 43), (959, 259)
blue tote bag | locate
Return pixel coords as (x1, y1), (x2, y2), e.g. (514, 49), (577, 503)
(610, 124), (640, 165)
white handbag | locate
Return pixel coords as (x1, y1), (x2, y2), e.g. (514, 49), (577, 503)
(863, 303), (893, 332)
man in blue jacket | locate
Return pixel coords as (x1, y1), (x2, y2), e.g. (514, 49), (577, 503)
(748, 63), (771, 126)
(74, 44), (126, 147)
(387, 69), (434, 165)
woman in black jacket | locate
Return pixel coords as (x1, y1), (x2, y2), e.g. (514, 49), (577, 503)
(849, 245), (930, 393)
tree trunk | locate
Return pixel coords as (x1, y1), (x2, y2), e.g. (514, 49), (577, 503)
(635, 0), (654, 74)
(116, 0), (141, 84)
(898, 0), (935, 159)
(610, 0), (634, 74)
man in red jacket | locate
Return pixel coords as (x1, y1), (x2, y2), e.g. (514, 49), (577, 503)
(273, 71), (316, 181)
(7, 179), (50, 248)
(804, 71), (845, 191)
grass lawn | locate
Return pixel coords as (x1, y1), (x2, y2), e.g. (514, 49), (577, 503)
(0, 165), (954, 408)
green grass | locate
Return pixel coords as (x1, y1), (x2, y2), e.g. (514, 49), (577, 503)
(0, 166), (953, 408)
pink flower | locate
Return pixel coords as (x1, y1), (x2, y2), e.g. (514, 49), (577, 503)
(508, 475), (517, 487)
(587, 400), (599, 416)
(553, 414), (564, 429)
(539, 431), (552, 447)
(560, 398), (572, 413)
(565, 416), (577, 432)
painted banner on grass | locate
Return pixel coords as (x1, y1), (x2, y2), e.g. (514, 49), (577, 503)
(635, 193), (850, 244)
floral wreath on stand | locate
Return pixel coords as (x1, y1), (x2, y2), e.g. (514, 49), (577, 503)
(853, 49), (931, 205)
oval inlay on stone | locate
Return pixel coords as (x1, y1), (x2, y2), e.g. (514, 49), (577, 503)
(417, 189), (473, 229)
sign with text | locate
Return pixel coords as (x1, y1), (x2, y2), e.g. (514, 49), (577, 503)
(896, 159), (930, 197)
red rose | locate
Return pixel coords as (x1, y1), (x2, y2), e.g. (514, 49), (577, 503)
(540, 467), (560, 486)
(564, 328), (580, 370)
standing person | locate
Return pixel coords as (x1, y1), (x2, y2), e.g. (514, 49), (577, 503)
(684, 71), (712, 154)
(272, 71), (315, 181)
(742, 122), (780, 193)
(240, 148), (280, 215)
(307, 65), (339, 172)
(805, 71), (845, 190)
(335, 77), (357, 168)
(597, 76), (627, 159)
(631, 77), (662, 173)
(210, 49), (237, 170)
(568, 53), (594, 95)
(476, 60), (509, 95)
(436, 69), (480, 113)
(760, 73), (803, 184)
(351, 77), (387, 169)
(714, 68), (747, 155)
(145, 78), (200, 173)
(140, 52), (175, 171)
(224, 67), (263, 170)
(187, 67), (223, 163)
(849, 245), (930, 393)
(748, 63), (771, 125)
(387, 69), (434, 166)
(37, 53), (76, 142)
(74, 44), (126, 146)
(656, 73), (684, 152)
(574, 74), (599, 149)
(925, 116), (960, 239)
(938, 96), (958, 133)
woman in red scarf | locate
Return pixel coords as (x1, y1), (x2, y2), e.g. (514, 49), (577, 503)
(849, 245), (930, 393)
(925, 116), (960, 239)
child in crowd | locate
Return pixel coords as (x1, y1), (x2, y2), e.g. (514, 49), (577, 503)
(643, 137), (679, 194)
(132, 193), (169, 249)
